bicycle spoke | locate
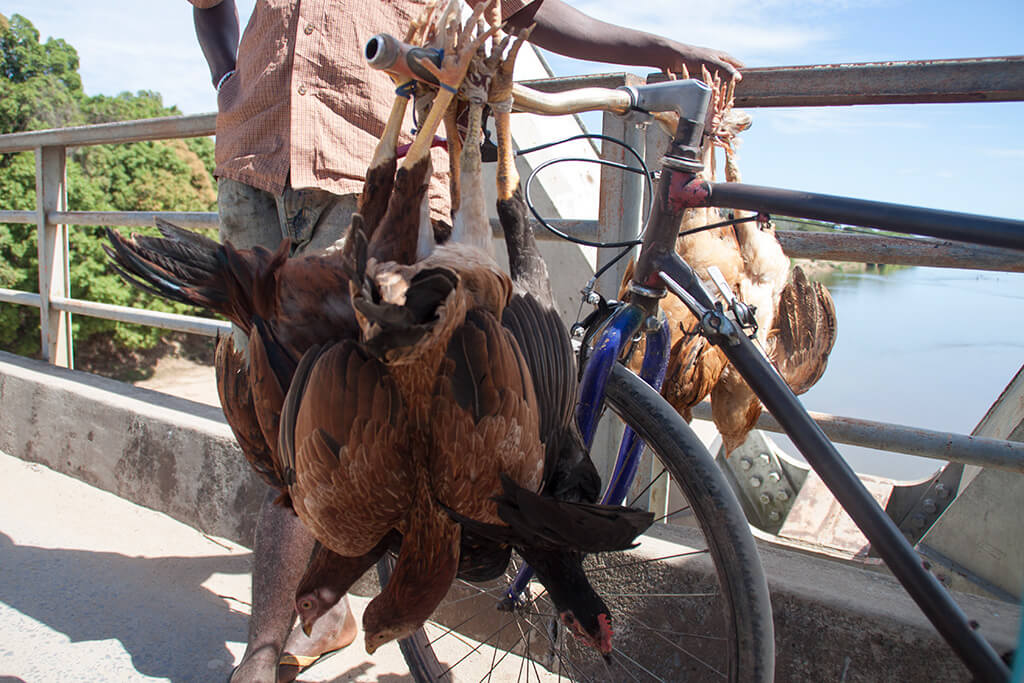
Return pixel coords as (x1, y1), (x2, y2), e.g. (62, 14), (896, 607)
(518, 612), (596, 683)
(617, 609), (727, 678)
(438, 585), (555, 679)
(627, 465), (668, 508)
(583, 549), (710, 575)
(606, 648), (648, 682)
(654, 504), (693, 524)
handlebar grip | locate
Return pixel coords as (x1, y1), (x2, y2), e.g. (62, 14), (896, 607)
(365, 33), (443, 85)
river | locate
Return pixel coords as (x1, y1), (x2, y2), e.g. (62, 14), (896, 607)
(772, 266), (1024, 481)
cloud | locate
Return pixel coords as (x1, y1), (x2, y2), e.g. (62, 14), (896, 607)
(570, 0), (888, 62)
(754, 107), (926, 135)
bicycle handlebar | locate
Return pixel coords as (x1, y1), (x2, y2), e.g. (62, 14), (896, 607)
(365, 33), (712, 127)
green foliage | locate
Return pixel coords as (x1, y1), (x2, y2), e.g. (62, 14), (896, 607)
(0, 13), (218, 359)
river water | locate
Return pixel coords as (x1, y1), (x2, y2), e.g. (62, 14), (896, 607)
(773, 266), (1024, 481)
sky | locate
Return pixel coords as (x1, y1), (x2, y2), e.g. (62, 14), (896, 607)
(5, 0), (1023, 221)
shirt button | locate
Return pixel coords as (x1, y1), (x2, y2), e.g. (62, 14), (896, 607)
(297, 84), (307, 95)
(304, 23), (314, 35)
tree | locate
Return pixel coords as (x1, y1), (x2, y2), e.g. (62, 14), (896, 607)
(0, 13), (218, 360)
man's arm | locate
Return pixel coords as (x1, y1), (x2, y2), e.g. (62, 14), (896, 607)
(192, 0), (240, 87)
(504, 0), (743, 79)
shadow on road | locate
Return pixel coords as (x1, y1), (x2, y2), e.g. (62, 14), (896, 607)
(0, 531), (251, 682)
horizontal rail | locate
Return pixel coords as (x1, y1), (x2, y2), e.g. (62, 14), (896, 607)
(690, 402), (1024, 475)
(775, 231), (1024, 273)
(0, 114), (218, 154)
(49, 297), (230, 337)
(0, 58), (1020, 157)
(52, 211), (221, 230)
(649, 57), (1024, 108)
(4, 205), (1019, 272)
(0, 288), (42, 307)
(0, 210), (36, 225)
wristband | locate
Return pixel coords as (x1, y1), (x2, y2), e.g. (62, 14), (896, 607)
(216, 69), (236, 92)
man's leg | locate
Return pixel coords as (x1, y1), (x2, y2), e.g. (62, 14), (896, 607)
(218, 179), (360, 682)
(231, 488), (318, 683)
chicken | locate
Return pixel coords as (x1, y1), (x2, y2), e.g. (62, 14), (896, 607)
(709, 106), (837, 453)
(450, 475), (654, 655)
(335, 227), (545, 654)
(104, 221), (358, 497)
(294, 535), (399, 636)
(624, 73), (837, 454)
(270, 1), (552, 654)
(438, 29), (654, 657)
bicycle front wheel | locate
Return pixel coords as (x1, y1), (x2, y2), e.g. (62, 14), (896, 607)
(380, 362), (775, 681)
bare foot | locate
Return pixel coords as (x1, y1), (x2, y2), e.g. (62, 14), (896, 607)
(276, 596), (358, 683)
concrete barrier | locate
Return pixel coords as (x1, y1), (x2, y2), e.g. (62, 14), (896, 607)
(0, 350), (264, 545)
(0, 350), (1018, 680)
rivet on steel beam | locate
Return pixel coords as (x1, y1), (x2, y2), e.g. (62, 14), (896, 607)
(759, 493), (772, 505)
(740, 458), (753, 471)
(749, 475), (762, 488)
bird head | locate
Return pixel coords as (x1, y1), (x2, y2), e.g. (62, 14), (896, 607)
(560, 609), (613, 655)
(362, 602), (421, 654)
(295, 586), (339, 637)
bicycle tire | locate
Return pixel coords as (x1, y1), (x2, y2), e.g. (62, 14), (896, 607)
(379, 362), (774, 681)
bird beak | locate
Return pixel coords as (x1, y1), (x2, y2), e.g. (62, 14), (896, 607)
(302, 621), (313, 637)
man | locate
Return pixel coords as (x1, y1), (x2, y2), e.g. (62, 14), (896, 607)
(188, 1), (742, 681)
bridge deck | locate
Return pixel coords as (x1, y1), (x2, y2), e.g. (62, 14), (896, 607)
(0, 450), (410, 682)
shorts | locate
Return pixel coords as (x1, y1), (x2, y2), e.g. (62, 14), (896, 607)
(216, 177), (359, 350)
(217, 177), (359, 256)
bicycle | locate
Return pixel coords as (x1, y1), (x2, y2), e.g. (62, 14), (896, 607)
(378, 75), (1024, 682)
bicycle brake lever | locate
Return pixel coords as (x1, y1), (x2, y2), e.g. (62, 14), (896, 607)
(707, 266), (759, 338)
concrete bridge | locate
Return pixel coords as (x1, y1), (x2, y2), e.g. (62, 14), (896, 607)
(1, 349), (1019, 681)
(2, 60), (1024, 681)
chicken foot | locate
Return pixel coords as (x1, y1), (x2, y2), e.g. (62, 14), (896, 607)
(451, 30), (512, 254)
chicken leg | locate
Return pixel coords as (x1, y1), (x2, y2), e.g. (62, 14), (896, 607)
(367, 0), (500, 266)
(450, 30), (510, 254)
(351, 1), (441, 253)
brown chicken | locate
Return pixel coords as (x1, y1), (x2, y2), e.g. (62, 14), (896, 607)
(271, 1), (551, 654)
(439, 29), (655, 657)
(623, 73), (837, 454)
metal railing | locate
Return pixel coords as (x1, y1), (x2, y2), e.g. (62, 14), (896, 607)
(1, 59), (1023, 473)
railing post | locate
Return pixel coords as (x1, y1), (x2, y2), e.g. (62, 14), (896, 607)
(591, 95), (648, 486)
(596, 75), (646, 297)
(35, 144), (73, 367)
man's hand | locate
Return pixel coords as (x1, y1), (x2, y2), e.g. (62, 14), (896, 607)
(505, 0), (744, 81)
(658, 39), (744, 81)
